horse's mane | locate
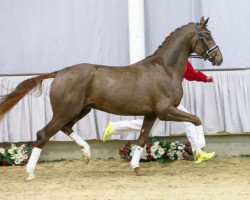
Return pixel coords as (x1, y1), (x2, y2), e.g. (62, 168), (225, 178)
(147, 22), (195, 59)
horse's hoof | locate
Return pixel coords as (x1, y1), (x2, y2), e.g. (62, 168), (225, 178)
(27, 173), (35, 181)
(134, 167), (142, 176)
(82, 155), (90, 165)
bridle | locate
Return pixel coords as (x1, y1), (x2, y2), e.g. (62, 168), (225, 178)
(189, 24), (220, 61)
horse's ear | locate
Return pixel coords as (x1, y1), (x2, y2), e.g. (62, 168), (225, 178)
(200, 16), (209, 29)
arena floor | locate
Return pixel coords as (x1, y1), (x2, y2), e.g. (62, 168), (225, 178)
(0, 157), (249, 200)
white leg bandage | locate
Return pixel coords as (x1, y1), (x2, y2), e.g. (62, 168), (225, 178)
(70, 132), (90, 157)
(26, 147), (42, 180)
(130, 146), (144, 169)
(195, 125), (206, 149)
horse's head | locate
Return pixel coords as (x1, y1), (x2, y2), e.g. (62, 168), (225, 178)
(191, 17), (223, 66)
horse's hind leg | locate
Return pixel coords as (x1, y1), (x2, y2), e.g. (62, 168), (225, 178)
(61, 108), (91, 164)
(26, 117), (69, 181)
(131, 114), (157, 176)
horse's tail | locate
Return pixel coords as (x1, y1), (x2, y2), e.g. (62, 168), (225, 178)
(0, 72), (57, 119)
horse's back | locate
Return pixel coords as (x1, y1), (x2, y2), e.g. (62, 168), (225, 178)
(49, 63), (132, 106)
(58, 63), (97, 76)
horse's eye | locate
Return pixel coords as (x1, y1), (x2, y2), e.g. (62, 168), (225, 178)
(205, 33), (211, 40)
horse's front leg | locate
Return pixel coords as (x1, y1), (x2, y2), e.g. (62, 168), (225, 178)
(131, 114), (157, 176)
(157, 105), (202, 125)
(157, 105), (205, 159)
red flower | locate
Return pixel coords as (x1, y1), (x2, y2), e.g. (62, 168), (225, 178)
(123, 149), (129, 154)
(187, 147), (192, 153)
(31, 142), (37, 148)
(2, 161), (11, 166)
(125, 157), (131, 161)
(147, 155), (154, 161)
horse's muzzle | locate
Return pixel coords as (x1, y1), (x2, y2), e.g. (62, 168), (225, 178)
(211, 51), (223, 66)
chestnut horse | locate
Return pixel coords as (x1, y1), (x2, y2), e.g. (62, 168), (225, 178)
(0, 17), (222, 180)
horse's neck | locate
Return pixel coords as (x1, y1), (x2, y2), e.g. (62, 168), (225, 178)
(152, 27), (195, 78)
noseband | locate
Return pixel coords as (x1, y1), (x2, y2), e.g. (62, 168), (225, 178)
(190, 24), (220, 61)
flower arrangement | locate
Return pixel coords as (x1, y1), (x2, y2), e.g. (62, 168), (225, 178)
(148, 139), (170, 164)
(0, 143), (33, 166)
(119, 141), (133, 162)
(119, 137), (194, 164)
(167, 141), (188, 160)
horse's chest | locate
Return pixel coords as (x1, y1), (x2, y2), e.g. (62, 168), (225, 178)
(169, 84), (183, 101)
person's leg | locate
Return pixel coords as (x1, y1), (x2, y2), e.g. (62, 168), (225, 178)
(177, 104), (202, 152)
(177, 104), (215, 163)
(182, 121), (200, 152)
(195, 126), (205, 149)
(102, 119), (143, 141)
(195, 125), (215, 163)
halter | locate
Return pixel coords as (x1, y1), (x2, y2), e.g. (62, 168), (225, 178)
(190, 24), (220, 61)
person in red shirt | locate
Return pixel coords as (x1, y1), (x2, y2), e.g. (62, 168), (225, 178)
(102, 61), (215, 164)
(184, 61), (213, 82)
